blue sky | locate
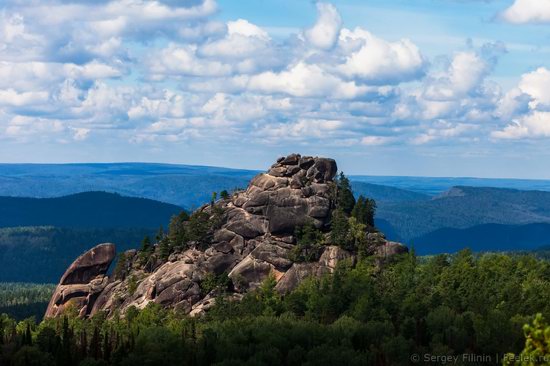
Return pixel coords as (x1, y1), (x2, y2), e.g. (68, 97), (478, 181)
(2, 0), (550, 178)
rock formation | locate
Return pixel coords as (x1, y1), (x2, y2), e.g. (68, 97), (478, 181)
(46, 154), (407, 318)
(45, 243), (115, 318)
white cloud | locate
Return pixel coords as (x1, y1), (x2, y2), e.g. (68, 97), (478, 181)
(148, 44), (232, 78)
(361, 135), (394, 146)
(337, 28), (426, 84)
(518, 67), (550, 108)
(501, 0), (550, 24)
(247, 62), (370, 99)
(493, 67), (550, 139)
(492, 111), (550, 139)
(0, 89), (49, 107)
(1, 0), (547, 151)
(424, 52), (489, 101)
(304, 3), (342, 50)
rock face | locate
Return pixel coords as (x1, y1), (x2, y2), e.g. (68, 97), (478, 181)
(45, 243), (115, 318)
(46, 154), (407, 319)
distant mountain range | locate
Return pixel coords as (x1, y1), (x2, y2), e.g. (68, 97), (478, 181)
(2, 162), (550, 208)
(0, 226), (155, 283)
(410, 223), (550, 255)
(377, 186), (550, 244)
(0, 163), (258, 209)
(0, 191), (182, 228)
(0, 191), (185, 282)
(3, 163), (550, 263)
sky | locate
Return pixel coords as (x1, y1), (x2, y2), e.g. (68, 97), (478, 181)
(1, 0), (550, 178)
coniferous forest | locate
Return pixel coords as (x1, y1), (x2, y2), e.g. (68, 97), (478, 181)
(2, 250), (550, 365)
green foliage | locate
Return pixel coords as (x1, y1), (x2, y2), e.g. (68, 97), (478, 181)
(127, 275), (138, 296)
(504, 314), (550, 366)
(1, 252), (550, 365)
(220, 190), (230, 200)
(351, 195), (376, 228)
(112, 253), (128, 281)
(200, 272), (231, 295)
(336, 172), (356, 215)
(290, 221), (325, 262)
(0, 226), (158, 283)
(329, 208), (352, 249)
(138, 236), (152, 266)
(0, 283), (55, 320)
(167, 211), (189, 249)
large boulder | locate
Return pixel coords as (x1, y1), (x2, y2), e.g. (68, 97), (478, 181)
(45, 243), (115, 318)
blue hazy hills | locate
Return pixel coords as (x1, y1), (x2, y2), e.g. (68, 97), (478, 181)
(3, 162), (550, 262)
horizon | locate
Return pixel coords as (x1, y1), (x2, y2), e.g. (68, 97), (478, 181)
(3, 159), (550, 182)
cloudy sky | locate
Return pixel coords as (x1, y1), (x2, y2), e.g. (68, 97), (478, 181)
(1, 0), (550, 178)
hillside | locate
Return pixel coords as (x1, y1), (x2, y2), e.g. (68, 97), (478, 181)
(3, 162), (550, 208)
(0, 191), (183, 228)
(376, 186), (550, 243)
(0, 163), (257, 209)
(0, 227), (156, 282)
(351, 181), (430, 202)
(410, 223), (550, 255)
(352, 175), (550, 195)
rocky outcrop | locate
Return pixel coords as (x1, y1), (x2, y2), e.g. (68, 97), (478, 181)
(45, 243), (115, 318)
(46, 154), (407, 319)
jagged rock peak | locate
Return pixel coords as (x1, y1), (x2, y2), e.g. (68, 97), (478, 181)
(46, 154), (407, 319)
(266, 154), (337, 183)
(45, 243), (115, 318)
(230, 154), (337, 236)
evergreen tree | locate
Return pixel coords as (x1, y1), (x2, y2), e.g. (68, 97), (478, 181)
(336, 172), (356, 215)
(168, 211), (190, 249)
(138, 235), (153, 266)
(140, 236), (151, 253)
(220, 190), (230, 200)
(155, 225), (165, 242)
(113, 253), (128, 280)
(90, 327), (101, 360)
(158, 238), (171, 261)
(351, 195), (377, 227)
(22, 322), (32, 346)
(330, 208), (352, 249)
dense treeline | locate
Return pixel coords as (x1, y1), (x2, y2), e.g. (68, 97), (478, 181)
(0, 283), (55, 321)
(0, 227), (159, 283)
(1, 250), (550, 365)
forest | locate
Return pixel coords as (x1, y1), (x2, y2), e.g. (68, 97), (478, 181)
(1, 250), (550, 365)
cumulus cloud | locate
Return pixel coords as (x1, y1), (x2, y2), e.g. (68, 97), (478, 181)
(501, 0), (550, 24)
(247, 62), (371, 99)
(336, 28), (426, 84)
(304, 2), (342, 49)
(492, 111), (550, 139)
(493, 67), (550, 139)
(0, 0), (548, 152)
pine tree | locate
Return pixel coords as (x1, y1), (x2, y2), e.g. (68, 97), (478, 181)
(159, 238), (171, 261)
(351, 195), (377, 227)
(24, 323), (32, 346)
(330, 208), (352, 249)
(155, 225), (165, 242)
(336, 172), (356, 215)
(90, 326), (101, 359)
(220, 190), (230, 200)
(139, 235), (153, 266)
(168, 211), (190, 249)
